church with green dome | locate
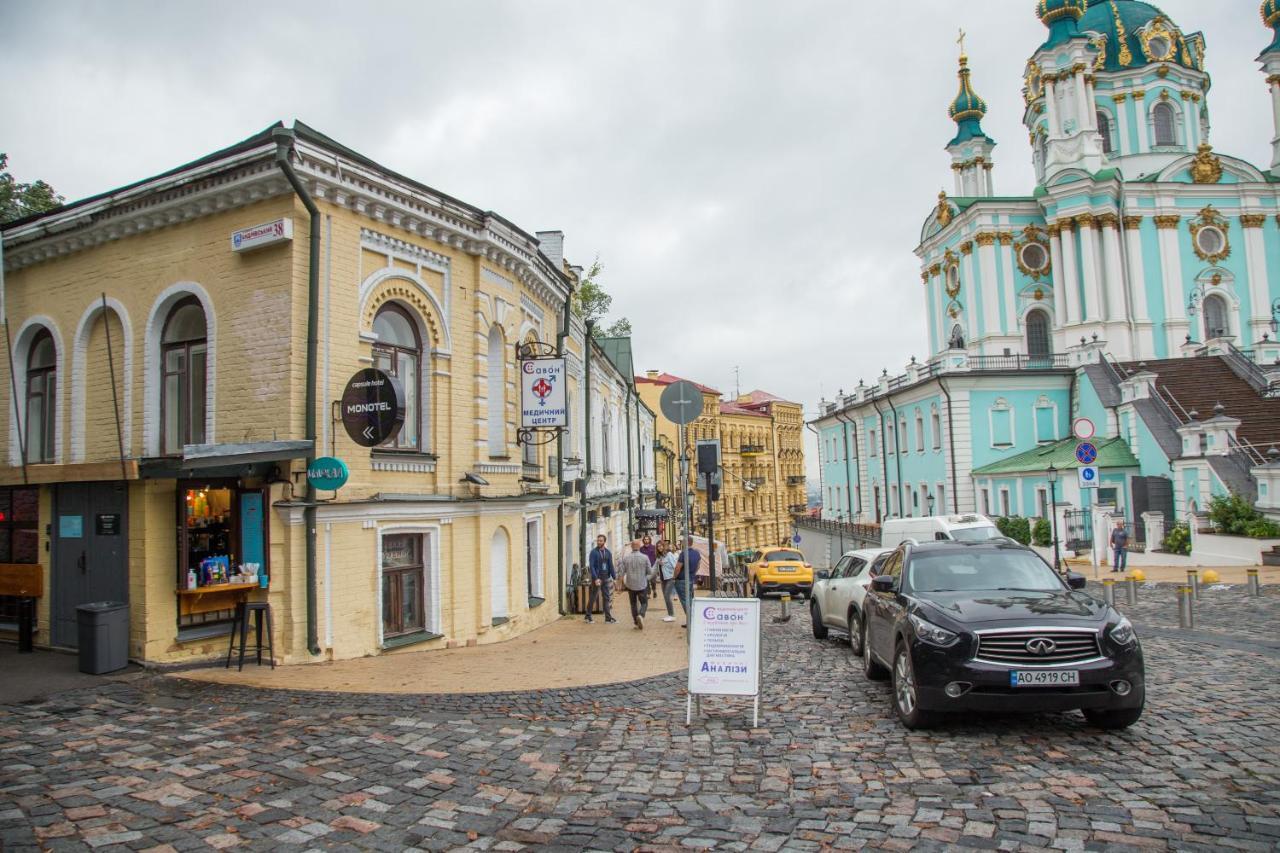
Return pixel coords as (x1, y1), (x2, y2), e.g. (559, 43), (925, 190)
(812, 2), (1280, 565)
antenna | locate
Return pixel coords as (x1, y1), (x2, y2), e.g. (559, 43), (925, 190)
(734, 365), (740, 399)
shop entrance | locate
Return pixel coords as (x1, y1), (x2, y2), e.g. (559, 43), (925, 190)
(51, 482), (129, 648)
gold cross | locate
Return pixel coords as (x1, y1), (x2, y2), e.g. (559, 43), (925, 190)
(957, 28), (967, 57)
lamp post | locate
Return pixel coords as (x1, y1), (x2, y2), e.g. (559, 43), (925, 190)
(926, 492), (935, 516)
(1047, 464), (1061, 573)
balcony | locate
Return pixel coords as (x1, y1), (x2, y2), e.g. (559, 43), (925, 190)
(788, 503), (808, 514)
(744, 477), (766, 489)
(787, 475), (806, 486)
(521, 462), (542, 482)
(740, 445), (766, 457)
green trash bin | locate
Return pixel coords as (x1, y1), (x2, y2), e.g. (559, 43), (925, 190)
(76, 601), (129, 675)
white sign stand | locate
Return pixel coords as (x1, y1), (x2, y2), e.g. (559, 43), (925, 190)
(686, 597), (762, 727)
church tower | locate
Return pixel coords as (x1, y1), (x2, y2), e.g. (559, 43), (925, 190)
(946, 40), (996, 197)
(1260, 1), (1280, 176)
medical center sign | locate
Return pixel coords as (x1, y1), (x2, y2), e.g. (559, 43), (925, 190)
(520, 357), (567, 429)
(688, 599), (761, 697)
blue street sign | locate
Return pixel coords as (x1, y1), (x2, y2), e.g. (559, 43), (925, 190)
(1078, 465), (1099, 489)
(307, 456), (350, 491)
(1074, 442), (1098, 465)
(793, 535), (802, 545)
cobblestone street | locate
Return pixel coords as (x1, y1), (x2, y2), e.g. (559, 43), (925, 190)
(3, 584), (1279, 851)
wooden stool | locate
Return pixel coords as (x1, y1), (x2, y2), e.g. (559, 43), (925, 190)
(225, 601), (275, 671)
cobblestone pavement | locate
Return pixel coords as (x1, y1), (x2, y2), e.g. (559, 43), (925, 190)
(3, 589), (1280, 851)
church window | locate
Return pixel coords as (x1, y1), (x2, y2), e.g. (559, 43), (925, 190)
(1025, 308), (1052, 359)
(1019, 242), (1049, 274)
(915, 410), (925, 452)
(1153, 102), (1177, 147)
(949, 324), (966, 350)
(931, 406), (942, 450)
(989, 399), (1013, 448)
(1034, 395), (1058, 444)
(1203, 293), (1229, 340)
(1096, 110), (1113, 154)
(1194, 225), (1226, 259)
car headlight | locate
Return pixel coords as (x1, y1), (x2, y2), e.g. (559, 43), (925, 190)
(1109, 616), (1136, 646)
(908, 613), (959, 647)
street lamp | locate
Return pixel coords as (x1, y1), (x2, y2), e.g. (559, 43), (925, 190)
(1046, 464), (1061, 573)
(926, 492), (935, 515)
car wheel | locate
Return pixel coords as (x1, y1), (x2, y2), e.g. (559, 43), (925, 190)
(848, 608), (863, 657)
(892, 643), (938, 729)
(1082, 706), (1143, 730)
(862, 626), (888, 681)
(810, 600), (828, 639)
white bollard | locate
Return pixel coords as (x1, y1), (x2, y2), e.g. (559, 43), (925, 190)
(1247, 568), (1261, 597)
(1177, 585), (1194, 629)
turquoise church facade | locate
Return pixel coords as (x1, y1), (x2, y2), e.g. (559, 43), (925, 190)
(814, 1), (1280, 534)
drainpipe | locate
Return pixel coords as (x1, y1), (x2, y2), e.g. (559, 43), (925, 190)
(938, 377), (960, 514)
(869, 396), (890, 521)
(555, 294), (570, 615)
(580, 320), (594, 569)
(806, 421), (822, 520)
(885, 393), (904, 517)
(625, 384), (634, 536)
(273, 127), (321, 657)
(834, 409), (857, 525)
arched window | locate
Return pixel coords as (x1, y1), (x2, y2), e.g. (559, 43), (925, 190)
(25, 330), (56, 463)
(949, 324), (965, 350)
(1153, 102), (1177, 147)
(1096, 110), (1113, 154)
(373, 304), (421, 450)
(161, 298), (207, 454)
(1026, 308), (1052, 359)
(486, 325), (505, 456)
(1203, 294), (1229, 340)
(914, 411), (924, 452)
(601, 407), (612, 473)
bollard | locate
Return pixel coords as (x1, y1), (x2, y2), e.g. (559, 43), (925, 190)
(1186, 569), (1199, 601)
(1247, 568), (1261, 597)
(1124, 577), (1137, 606)
(779, 594), (791, 621)
(1177, 585), (1194, 629)
(1102, 578), (1115, 608)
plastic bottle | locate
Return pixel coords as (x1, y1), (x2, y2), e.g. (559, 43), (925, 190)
(187, 567), (197, 590)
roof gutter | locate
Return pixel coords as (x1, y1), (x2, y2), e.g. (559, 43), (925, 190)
(273, 127), (322, 658)
(937, 377), (961, 514)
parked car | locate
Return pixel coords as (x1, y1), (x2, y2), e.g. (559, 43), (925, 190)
(879, 514), (999, 549)
(810, 548), (892, 655)
(860, 540), (1144, 730)
(745, 547), (813, 598)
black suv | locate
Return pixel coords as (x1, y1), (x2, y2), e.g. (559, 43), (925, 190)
(860, 540), (1144, 730)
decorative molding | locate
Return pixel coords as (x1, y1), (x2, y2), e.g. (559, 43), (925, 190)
(371, 455), (437, 474)
(1154, 215), (1182, 229)
(959, 240), (974, 255)
(361, 227), (451, 270)
(1123, 215), (1144, 230)
(974, 232), (997, 246)
(1073, 213), (1095, 228)
(481, 267), (515, 291)
(1132, 89), (1146, 99)
(1189, 205), (1231, 265)
(928, 262), (942, 277)
(1188, 143), (1223, 184)
(1046, 222), (1062, 238)
(1096, 212), (1119, 228)
(1239, 213), (1266, 229)
(996, 232), (1014, 246)
(1111, 93), (1128, 103)
(476, 462), (521, 475)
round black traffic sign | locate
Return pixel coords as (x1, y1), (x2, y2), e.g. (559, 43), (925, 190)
(340, 368), (405, 447)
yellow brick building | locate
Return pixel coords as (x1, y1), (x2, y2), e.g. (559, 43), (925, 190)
(0, 121), (644, 664)
(635, 374), (805, 555)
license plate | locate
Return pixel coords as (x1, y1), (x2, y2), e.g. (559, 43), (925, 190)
(775, 566), (796, 572)
(1010, 670), (1079, 687)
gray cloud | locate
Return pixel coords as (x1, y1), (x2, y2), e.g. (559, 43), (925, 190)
(0, 1), (1270, 479)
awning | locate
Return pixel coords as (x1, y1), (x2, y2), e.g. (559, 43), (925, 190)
(635, 508), (669, 519)
(139, 440), (314, 479)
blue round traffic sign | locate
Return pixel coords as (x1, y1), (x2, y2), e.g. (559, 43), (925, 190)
(1074, 442), (1098, 465)
(1081, 467), (1097, 482)
(307, 456), (349, 491)
(793, 535), (802, 545)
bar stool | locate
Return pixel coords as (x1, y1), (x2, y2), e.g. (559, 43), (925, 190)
(225, 601), (275, 671)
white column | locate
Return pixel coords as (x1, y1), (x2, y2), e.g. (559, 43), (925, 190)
(1075, 71), (1092, 132)
(1181, 94), (1197, 148)
(1156, 216), (1188, 352)
(1077, 217), (1104, 323)
(1049, 227), (1068, 327)
(1100, 218), (1125, 323)
(1268, 74), (1280, 172)
(1242, 216), (1270, 341)
(1122, 217), (1153, 358)
(984, 164), (994, 196)
(963, 245), (980, 347)
(1059, 222), (1082, 326)
(1000, 233), (1019, 336)
(953, 168), (962, 196)
(978, 236), (1001, 340)
(1045, 77), (1061, 137)
(1134, 95), (1149, 153)
(933, 268), (946, 353)
(1113, 95), (1130, 156)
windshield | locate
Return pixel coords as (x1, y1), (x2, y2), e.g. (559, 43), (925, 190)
(949, 525), (1000, 542)
(907, 549), (1063, 593)
(765, 550), (803, 562)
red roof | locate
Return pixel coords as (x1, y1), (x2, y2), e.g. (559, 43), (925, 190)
(718, 402), (769, 418)
(635, 372), (720, 395)
(741, 390), (787, 405)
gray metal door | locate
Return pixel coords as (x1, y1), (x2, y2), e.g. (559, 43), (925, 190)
(52, 482), (129, 648)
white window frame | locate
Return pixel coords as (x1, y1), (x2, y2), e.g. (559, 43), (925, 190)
(525, 515), (545, 601)
(1033, 395), (1059, 444)
(989, 398), (1015, 449)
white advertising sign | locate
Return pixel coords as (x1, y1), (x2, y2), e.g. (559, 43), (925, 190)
(688, 598), (761, 697)
(1078, 465), (1100, 489)
(231, 218), (293, 252)
(520, 357), (567, 428)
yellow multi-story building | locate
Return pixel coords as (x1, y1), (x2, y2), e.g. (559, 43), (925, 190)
(635, 373), (805, 555)
(0, 121), (649, 665)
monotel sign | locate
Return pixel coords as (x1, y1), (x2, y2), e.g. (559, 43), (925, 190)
(340, 368), (405, 447)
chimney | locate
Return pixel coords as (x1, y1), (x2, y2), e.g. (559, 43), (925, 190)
(646, 370), (660, 380)
(536, 231), (565, 270)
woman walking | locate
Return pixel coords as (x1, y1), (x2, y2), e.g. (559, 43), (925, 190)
(657, 541), (678, 622)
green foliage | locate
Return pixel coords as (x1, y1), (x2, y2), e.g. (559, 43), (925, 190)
(602, 317), (632, 338)
(1032, 516), (1052, 547)
(1207, 492), (1279, 538)
(0, 153), (63, 224)
(995, 516), (1032, 545)
(572, 259), (610, 323)
(1162, 523), (1191, 555)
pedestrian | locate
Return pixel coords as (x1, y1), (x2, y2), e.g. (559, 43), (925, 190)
(619, 538), (656, 630)
(586, 535), (617, 624)
(657, 541), (678, 622)
(673, 537), (703, 627)
(640, 534), (658, 595)
(1110, 520), (1129, 573)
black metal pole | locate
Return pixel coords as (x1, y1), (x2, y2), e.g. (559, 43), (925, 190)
(706, 484), (716, 595)
(1050, 470), (1062, 573)
(4, 319), (28, 484)
(100, 294), (128, 481)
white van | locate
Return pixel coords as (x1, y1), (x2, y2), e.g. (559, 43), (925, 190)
(879, 514), (1000, 549)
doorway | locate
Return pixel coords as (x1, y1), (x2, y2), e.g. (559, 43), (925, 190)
(52, 482), (129, 648)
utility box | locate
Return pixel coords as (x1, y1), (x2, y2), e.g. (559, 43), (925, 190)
(76, 601), (129, 675)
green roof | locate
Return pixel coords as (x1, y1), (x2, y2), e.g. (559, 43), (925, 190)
(595, 336), (635, 385)
(972, 436), (1138, 476)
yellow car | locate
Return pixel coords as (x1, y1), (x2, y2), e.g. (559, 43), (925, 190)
(746, 547), (813, 599)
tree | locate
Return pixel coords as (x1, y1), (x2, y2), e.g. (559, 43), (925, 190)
(0, 153), (64, 224)
(571, 257), (631, 338)
(603, 317), (632, 338)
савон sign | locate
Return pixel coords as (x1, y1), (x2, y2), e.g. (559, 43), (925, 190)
(340, 368), (405, 447)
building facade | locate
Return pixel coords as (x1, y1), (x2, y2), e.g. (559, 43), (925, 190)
(813, 2), (1280, 541)
(0, 122), (653, 664)
(636, 373), (805, 554)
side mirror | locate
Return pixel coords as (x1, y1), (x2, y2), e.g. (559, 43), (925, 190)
(816, 569), (831, 580)
(1066, 572), (1087, 590)
(871, 575), (895, 594)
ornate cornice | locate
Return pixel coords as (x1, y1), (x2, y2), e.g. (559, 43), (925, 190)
(1154, 214), (1182, 229)
(1047, 223), (1062, 238)
(1073, 213), (1096, 228)
(1111, 92), (1128, 103)
(928, 262), (942, 277)
(959, 240), (974, 255)
(1123, 215), (1144, 230)
(996, 232), (1014, 245)
(1240, 213), (1266, 229)
(1133, 89), (1146, 99)
(1096, 212), (1119, 228)
(974, 232), (997, 246)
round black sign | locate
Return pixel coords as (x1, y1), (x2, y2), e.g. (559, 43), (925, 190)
(340, 368), (405, 447)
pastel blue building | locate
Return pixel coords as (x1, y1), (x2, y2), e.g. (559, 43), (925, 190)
(813, 1), (1280, 544)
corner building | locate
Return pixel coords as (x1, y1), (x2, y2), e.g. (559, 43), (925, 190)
(0, 122), (650, 664)
(813, 3), (1280, 549)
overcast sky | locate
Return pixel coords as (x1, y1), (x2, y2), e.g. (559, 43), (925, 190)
(1, 1), (1271, 477)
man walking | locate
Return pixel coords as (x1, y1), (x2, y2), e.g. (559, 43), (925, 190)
(672, 537), (702, 627)
(619, 538), (657, 630)
(657, 541), (678, 622)
(1110, 520), (1129, 573)
(586, 535), (617, 624)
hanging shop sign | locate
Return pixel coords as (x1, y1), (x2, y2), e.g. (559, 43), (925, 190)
(520, 357), (567, 428)
(230, 218), (293, 253)
(340, 368), (405, 447)
(307, 456), (350, 491)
